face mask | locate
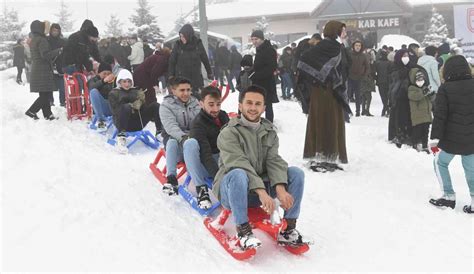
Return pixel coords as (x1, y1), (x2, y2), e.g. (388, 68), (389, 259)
(401, 56), (410, 65)
(416, 80), (424, 87)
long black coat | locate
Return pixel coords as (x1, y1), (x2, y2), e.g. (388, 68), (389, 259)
(251, 40), (278, 104)
(168, 25), (212, 92)
(388, 63), (412, 142)
(47, 35), (66, 74)
(29, 21), (61, 93)
(189, 109), (229, 177)
(431, 78), (474, 155)
(13, 44), (25, 68)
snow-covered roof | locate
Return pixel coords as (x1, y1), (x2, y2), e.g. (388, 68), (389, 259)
(203, 0), (321, 21)
(406, 0), (473, 6)
(378, 34), (420, 50)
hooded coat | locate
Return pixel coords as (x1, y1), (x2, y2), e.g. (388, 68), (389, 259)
(29, 20), (62, 93)
(250, 39), (278, 104)
(407, 67), (433, 126)
(431, 56), (474, 155)
(168, 24), (212, 92)
(128, 40), (144, 66)
(13, 42), (25, 68)
(62, 20), (101, 72)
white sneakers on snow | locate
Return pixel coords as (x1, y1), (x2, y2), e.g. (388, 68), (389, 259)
(196, 185), (212, 210)
(97, 121), (108, 133)
(238, 231), (262, 250)
(116, 135), (128, 154)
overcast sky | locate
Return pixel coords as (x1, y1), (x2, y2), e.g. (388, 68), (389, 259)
(4, 0), (197, 37)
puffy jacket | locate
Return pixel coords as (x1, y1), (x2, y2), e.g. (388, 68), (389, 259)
(418, 55), (441, 93)
(407, 67), (433, 126)
(159, 94), (201, 145)
(128, 41), (144, 66)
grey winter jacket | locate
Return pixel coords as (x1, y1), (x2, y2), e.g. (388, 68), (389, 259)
(159, 95), (201, 145)
(418, 55), (441, 93)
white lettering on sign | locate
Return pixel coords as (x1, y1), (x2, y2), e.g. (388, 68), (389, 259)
(358, 17), (400, 29)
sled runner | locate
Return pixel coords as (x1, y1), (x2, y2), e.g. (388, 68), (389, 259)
(107, 128), (160, 150)
(204, 207), (310, 260)
(149, 148), (187, 184)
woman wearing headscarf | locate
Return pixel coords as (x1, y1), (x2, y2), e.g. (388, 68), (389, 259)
(297, 21), (351, 172)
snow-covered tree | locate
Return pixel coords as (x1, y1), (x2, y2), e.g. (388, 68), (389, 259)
(168, 13), (186, 37)
(105, 14), (124, 38)
(54, 0), (74, 32)
(255, 16), (275, 42)
(190, 10), (199, 27)
(129, 0), (163, 42)
(0, 7), (25, 42)
(422, 8), (448, 47)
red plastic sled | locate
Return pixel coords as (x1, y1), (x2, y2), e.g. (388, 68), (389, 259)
(64, 72), (92, 120)
(204, 207), (310, 260)
(149, 148), (187, 184)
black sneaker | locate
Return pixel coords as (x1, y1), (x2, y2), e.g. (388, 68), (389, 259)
(45, 114), (58, 120)
(237, 222), (261, 249)
(196, 185), (212, 210)
(463, 205), (473, 214)
(162, 175), (178, 195)
(277, 228), (308, 246)
(429, 198), (455, 209)
(25, 111), (39, 120)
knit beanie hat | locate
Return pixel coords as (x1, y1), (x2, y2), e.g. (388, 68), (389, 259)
(251, 30), (264, 40)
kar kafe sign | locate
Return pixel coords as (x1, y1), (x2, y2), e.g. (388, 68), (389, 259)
(454, 4), (474, 58)
(340, 17), (400, 30)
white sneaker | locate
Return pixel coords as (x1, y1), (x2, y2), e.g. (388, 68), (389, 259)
(238, 232), (262, 249)
(116, 136), (128, 154)
(97, 121), (107, 133)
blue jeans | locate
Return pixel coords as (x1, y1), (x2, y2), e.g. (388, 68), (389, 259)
(183, 138), (219, 187)
(166, 139), (193, 176)
(280, 72), (293, 98)
(219, 167), (305, 225)
(434, 151), (474, 197)
(89, 88), (112, 121)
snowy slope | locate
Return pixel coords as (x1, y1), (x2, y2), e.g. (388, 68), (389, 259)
(1, 67), (472, 272)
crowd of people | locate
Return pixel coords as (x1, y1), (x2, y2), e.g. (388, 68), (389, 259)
(12, 16), (474, 251)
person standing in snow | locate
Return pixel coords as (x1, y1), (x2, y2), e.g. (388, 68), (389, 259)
(388, 49), (415, 148)
(215, 41), (232, 88)
(133, 47), (171, 105)
(348, 40), (370, 117)
(278, 47), (294, 100)
(183, 85), (229, 210)
(127, 35), (144, 73)
(160, 78), (201, 195)
(25, 20), (62, 120)
(13, 39), (25, 85)
(168, 24), (213, 96)
(47, 23), (67, 107)
(375, 50), (391, 117)
(297, 21), (351, 172)
(429, 55), (474, 214)
(407, 67), (433, 153)
(249, 30), (278, 122)
(417, 46), (441, 105)
(228, 45), (242, 93)
(108, 69), (162, 154)
(213, 85), (309, 249)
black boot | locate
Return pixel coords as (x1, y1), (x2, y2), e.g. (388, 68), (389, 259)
(196, 185), (212, 210)
(162, 175), (179, 195)
(463, 205), (473, 214)
(429, 198), (455, 209)
(25, 110), (39, 120)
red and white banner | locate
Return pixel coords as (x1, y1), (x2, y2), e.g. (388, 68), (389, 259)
(454, 4), (474, 58)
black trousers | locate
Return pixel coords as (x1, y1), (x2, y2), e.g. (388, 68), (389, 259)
(27, 92), (52, 118)
(117, 102), (161, 133)
(16, 66), (23, 81)
(378, 84), (389, 115)
(265, 102), (274, 122)
(412, 122), (430, 148)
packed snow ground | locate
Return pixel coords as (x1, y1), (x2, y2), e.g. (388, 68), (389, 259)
(1, 67), (472, 272)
